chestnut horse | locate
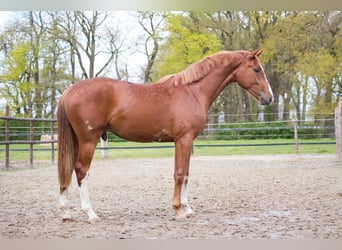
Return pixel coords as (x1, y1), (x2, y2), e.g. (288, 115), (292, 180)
(58, 49), (273, 223)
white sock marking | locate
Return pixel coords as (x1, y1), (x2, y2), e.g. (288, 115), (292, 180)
(79, 172), (98, 221)
(59, 188), (71, 220)
(180, 176), (193, 214)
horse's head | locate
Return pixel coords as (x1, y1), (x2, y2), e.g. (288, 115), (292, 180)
(234, 49), (273, 105)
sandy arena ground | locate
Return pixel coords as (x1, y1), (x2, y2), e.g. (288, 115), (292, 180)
(1, 154), (342, 239)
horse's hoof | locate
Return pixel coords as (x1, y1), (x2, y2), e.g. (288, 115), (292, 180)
(175, 214), (187, 221)
(88, 216), (100, 224)
(185, 210), (195, 218)
(62, 218), (73, 223)
(175, 210), (191, 221)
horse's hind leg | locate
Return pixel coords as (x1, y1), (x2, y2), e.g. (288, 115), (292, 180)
(75, 140), (99, 224)
(59, 187), (72, 222)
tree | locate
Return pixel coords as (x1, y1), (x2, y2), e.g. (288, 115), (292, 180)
(28, 11), (49, 118)
(54, 11), (107, 79)
(152, 12), (221, 80)
(41, 15), (72, 117)
(262, 11), (342, 124)
(0, 12), (46, 116)
(0, 42), (33, 114)
(300, 49), (339, 121)
(137, 11), (166, 83)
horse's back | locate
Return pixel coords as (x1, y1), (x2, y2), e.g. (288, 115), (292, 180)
(63, 77), (121, 98)
(62, 77), (128, 110)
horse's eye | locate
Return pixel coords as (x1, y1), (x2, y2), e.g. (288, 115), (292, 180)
(254, 67), (261, 73)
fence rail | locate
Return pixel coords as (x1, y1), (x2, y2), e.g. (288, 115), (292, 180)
(0, 106), (57, 168)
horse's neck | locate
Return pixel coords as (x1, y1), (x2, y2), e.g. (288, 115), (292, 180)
(193, 62), (240, 111)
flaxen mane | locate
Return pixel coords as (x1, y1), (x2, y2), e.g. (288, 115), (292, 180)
(156, 51), (246, 86)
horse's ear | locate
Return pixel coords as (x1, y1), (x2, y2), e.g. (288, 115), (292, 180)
(251, 48), (263, 58)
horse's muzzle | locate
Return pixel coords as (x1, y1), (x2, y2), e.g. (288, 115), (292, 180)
(260, 95), (274, 106)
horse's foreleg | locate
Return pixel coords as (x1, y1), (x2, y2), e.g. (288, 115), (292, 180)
(173, 137), (194, 219)
(75, 141), (99, 224)
(180, 176), (194, 215)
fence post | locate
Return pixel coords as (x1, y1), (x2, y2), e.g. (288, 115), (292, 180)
(294, 123), (299, 154)
(29, 109), (33, 167)
(5, 105), (10, 169)
(100, 135), (108, 158)
(50, 112), (55, 164)
(335, 95), (342, 161)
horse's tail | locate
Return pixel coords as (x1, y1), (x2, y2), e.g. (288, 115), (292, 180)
(57, 97), (78, 192)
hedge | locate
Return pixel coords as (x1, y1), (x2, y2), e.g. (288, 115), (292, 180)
(214, 122), (331, 140)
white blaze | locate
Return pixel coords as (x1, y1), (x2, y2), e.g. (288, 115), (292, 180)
(261, 64), (273, 98)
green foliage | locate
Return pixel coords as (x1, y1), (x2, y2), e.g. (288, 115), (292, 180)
(215, 122), (329, 140)
(262, 12), (342, 119)
(2, 43), (31, 81)
(152, 13), (221, 80)
(0, 43), (34, 112)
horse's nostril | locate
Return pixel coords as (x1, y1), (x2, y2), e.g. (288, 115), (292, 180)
(260, 96), (273, 105)
(269, 96), (274, 104)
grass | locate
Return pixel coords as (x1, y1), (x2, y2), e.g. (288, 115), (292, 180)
(0, 138), (336, 162)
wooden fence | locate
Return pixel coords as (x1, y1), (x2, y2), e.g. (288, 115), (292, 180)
(335, 95), (342, 161)
(0, 106), (57, 169)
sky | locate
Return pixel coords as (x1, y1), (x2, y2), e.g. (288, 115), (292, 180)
(0, 11), (14, 25)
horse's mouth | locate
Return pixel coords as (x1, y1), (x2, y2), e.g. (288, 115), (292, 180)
(260, 95), (274, 106)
